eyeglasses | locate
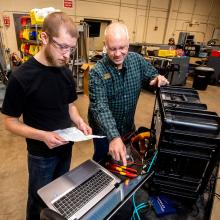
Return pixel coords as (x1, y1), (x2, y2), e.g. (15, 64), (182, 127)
(106, 45), (128, 54)
(47, 33), (76, 54)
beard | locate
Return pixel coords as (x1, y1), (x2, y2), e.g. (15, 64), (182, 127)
(44, 47), (69, 67)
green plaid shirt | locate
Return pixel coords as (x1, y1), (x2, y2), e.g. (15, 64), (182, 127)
(88, 52), (158, 141)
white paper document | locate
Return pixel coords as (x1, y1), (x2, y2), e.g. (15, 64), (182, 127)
(54, 127), (105, 142)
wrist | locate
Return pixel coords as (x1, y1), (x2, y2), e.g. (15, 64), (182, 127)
(107, 131), (120, 142)
(35, 129), (47, 142)
(110, 136), (122, 144)
(76, 118), (85, 128)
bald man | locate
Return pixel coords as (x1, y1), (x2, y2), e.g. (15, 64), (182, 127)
(88, 22), (168, 166)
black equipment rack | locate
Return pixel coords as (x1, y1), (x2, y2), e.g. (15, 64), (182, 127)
(151, 86), (220, 200)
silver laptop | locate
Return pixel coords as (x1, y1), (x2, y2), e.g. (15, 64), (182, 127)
(38, 159), (121, 220)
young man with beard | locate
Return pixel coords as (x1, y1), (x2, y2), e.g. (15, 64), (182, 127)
(88, 22), (169, 166)
(1, 12), (92, 220)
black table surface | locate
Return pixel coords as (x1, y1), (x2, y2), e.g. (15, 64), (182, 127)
(110, 183), (210, 220)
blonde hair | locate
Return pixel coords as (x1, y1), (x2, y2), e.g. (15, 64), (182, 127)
(104, 22), (129, 41)
(42, 12), (79, 39)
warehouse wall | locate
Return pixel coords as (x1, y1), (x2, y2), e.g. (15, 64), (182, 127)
(0, 0), (220, 53)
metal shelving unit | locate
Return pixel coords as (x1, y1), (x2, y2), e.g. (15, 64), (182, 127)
(19, 17), (42, 61)
(71, 22), (89, 93)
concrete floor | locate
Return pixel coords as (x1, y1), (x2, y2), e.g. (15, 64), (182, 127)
(0, 80), (219, 220)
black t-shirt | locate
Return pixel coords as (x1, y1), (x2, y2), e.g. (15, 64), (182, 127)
(2, 57), (77, 156)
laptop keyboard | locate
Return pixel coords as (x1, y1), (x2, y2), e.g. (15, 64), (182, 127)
(52, 169), (114, 219)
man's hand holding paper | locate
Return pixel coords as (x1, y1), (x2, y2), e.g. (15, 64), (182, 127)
(54, 127), (105, 142)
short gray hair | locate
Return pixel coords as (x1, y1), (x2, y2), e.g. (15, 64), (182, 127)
(104, 22), (129, 41)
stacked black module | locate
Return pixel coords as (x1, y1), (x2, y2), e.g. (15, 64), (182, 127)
(151, 86), (220, 201)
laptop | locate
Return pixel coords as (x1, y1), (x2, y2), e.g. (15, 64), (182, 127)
(38, 159), (121, 220)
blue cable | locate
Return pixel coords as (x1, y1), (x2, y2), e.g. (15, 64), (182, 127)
(132, 193), (141, 220)
(137, 203), (147, 209)
(131, 193), (149, 220)
(146, 150), (158, 173)
(131, 151), (158, 220)
(131, 204), (148, 220)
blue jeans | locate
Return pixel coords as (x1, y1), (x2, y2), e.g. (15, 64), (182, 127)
(26, 152), (72, 220)
(93, 137), (109, 163)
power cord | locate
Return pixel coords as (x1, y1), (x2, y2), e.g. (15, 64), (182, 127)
(146, 150), (158, 173)
(131, 192), (149, 220)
